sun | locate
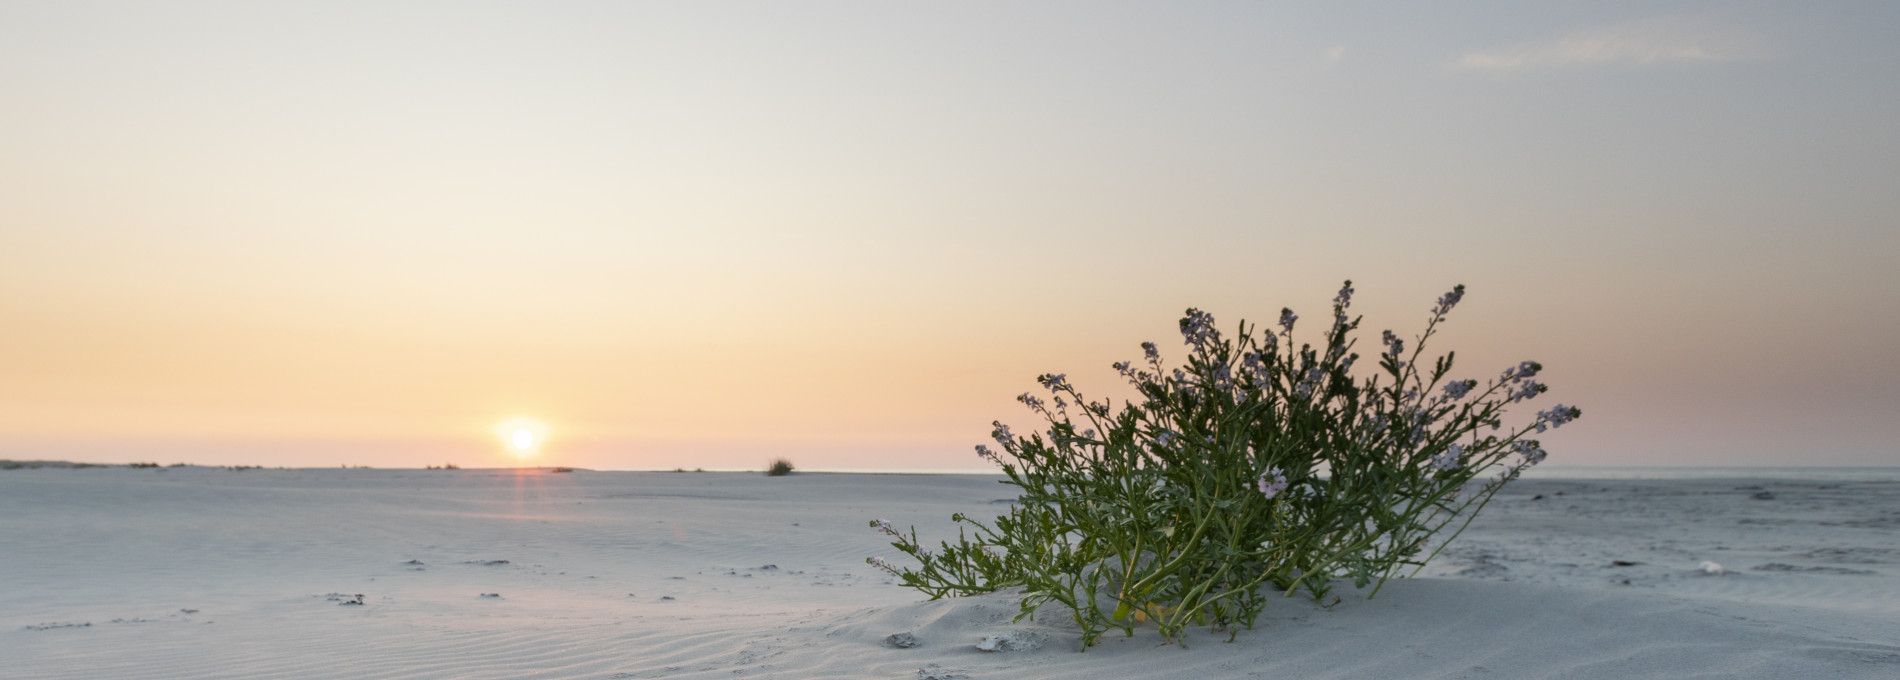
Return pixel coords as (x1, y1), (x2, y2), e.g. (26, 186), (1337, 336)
(495, 418), (548, 459)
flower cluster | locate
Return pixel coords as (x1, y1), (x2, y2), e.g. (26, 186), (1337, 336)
(1536, 404), (1581, 432)
(1256, 468), (1289, 499)
(870, 282), (1579, 649)
(1430, 444), (1464, 472)
(1180, 308), (1218, 351)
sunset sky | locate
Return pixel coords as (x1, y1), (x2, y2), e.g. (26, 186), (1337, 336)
(3, 2), (1895, 469)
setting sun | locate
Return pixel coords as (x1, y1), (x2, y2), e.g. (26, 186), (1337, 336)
(495, 418), (548, 458)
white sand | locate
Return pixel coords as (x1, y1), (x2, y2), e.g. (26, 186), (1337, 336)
(2, 469), (1896, 679)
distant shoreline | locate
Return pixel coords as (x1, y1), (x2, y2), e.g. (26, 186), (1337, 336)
(6, 459), (1897, 481)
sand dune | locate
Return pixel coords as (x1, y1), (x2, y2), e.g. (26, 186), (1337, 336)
(3, 469), (1895, 678)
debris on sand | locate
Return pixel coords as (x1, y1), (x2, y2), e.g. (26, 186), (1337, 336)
(974, 631), (1042, 652)
(916, 664), (968, 680)
(1699, 561), (1726, 575)
(464, 560), (510, 566)
(323, 593), (367, 606)
(916, 665), (968, 680)
(884, 632), (920, 648)
(1751, 563), (1877, 576)
(479, 593), (503, 599)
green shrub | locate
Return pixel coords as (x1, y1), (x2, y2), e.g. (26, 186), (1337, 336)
(766, 459), (796, 476)
(869, 282), (1579, 647)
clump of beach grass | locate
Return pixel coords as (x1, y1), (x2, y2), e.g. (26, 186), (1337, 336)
(869, 282), (1581, 648)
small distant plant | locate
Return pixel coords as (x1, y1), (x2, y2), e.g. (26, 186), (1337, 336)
(127, 462), (160, 469)
(766, 459), (796, 476)
(868, 282), (1579, 648)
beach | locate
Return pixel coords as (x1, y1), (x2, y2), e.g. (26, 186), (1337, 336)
(3, 468), (1896, 679)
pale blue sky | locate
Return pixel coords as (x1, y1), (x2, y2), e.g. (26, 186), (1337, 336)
(2, 2), (1896, 468)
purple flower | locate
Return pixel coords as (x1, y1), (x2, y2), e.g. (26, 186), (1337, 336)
(1505, 361), (1542, 381)
(1381, 330), (1404, 358)
(1510, 381), (1545, 403)
(1442, 379), (1476, 400)
(1294, 365), (1324, 399)
(1141, 341), (1160, 362)
(1432, 284), (1466, 318)
(1155, 429), (1178, 447)
(1257, 468), (1289, 499)
(1535, 404), (1581, 432)
(1016, 392), (1046, 413)
(991, 422), (1013, 447)
(871, 518), (899, 537)
(975, 444), (998, 463)
(1512, 439), (1547, 465)
(1278, 308), (1298, 334)
(1430, 444), (1463, 472)
(1037, 373), (1070, 392)
(1180, 308), (1217, 350)
(1331, 281), (1355, 330)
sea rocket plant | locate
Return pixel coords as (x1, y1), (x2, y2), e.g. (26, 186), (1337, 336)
(869, 282), (1580, 648)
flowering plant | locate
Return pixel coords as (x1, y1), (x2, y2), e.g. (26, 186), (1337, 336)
(869, 282), (1580, 648)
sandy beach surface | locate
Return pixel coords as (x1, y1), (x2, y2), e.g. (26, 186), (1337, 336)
(3, 468), (1896, 679)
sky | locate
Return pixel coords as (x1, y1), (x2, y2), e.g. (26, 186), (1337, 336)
(2, 1), (1896, 470)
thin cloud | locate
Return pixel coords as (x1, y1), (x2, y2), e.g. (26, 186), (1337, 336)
(1456, 17), (1761, 72)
